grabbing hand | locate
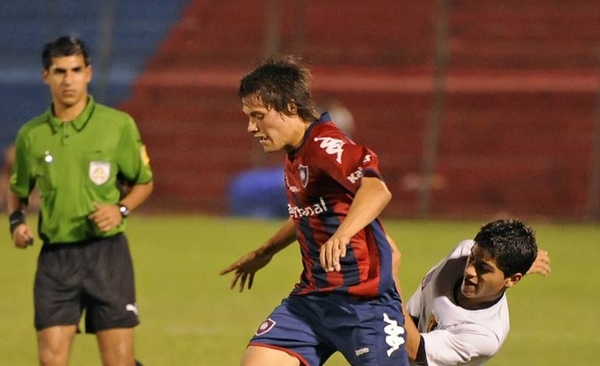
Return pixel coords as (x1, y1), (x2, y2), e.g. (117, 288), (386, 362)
(526, 249), (551, 277)
(220, 250), (273, 292)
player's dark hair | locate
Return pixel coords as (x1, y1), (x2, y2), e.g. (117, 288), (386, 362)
(474, 219), (538, 277)
(238, 55), (319, 122)
(42, 35), (91, 70)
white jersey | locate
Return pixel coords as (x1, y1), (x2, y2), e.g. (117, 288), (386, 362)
(406, 240), (510, 366)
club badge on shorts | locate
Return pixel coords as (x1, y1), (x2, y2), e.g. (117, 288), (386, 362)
(255, 318), (276, 336)
(89, 161), (111, 185)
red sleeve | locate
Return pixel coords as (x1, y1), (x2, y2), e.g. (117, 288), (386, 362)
(310, 136), (382, 194)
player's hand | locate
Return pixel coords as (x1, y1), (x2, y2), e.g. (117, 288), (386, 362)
(526, 249), (551, 277)
(11, 223), (34, 249)
(220, 250), (273, 292)
(88, 202), (122, 232)
(319, 235), (349, 272)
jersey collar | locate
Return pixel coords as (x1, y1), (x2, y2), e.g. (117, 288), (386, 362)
(287, 113), (330, 158)
(47, 96), (96, 133)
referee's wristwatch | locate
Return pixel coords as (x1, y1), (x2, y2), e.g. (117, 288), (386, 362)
(118, 203), (130, 218)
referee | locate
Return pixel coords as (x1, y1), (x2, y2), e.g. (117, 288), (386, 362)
(7, 36), (153, 366)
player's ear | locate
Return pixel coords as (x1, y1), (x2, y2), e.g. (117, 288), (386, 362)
(86, 64), (93, 82)
(504, 273), (523, 289)
(286, 102), (298, 115)
(42, 68), (49, 84)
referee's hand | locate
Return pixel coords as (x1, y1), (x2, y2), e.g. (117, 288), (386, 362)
(11, 224), (34, 249)
(88, 202), (122, 232)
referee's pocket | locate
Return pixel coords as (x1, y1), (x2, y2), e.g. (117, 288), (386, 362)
(33, 152), (57, 196)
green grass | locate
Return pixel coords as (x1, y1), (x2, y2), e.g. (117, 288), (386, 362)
(1, 215), (598, 365)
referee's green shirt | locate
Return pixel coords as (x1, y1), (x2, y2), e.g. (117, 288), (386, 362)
(10, 96), (153, 244)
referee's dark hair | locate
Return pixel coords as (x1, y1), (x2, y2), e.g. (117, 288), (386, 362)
(42, 35), (91, 70)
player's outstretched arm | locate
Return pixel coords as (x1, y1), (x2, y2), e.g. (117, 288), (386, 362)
(526, 249), (551, 277)
(389, 235), (425, 363)
(220, 217), (297, 292)
(220, 249), (274, 292)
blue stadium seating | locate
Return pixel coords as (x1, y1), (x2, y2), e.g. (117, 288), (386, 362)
(0, 0), (190, 162)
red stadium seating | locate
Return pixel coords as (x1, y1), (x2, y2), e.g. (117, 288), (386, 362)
(120, 0), (600, 219)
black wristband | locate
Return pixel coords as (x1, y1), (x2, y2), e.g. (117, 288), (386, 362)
(9, 210), (25, 235)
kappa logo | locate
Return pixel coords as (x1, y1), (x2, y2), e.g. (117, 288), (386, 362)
(255, 318), (276, 336)
(314, 137), (344, 163)
(383, 313), (405, 357)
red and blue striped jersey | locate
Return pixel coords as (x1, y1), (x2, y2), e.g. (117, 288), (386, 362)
(285, 113), (396, 298)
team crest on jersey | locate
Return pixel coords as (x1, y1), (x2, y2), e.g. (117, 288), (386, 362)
(299, 165), (309, 187)
(255, 318), (276, 336)
(89, 161), (110, 185)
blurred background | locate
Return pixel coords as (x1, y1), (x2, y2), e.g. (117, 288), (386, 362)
(1, 0), (600, 222)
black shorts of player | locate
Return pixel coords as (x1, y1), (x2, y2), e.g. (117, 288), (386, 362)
(34, 233), (139, 333)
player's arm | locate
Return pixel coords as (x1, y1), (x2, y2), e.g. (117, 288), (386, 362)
(388, 234), (428, 363)
(402, 303), (428, 364)
(386, 234), (403, 296)
(320, 176), (391, 272)
(220, 217), (297, 292)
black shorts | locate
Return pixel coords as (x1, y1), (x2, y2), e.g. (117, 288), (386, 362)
(34, 234), (139, 333)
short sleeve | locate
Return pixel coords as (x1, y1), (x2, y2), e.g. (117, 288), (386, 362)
(9, 129), (34, 198)
(312, 140), (383, 194)
(420, 324), (500, 366)
(117, 116), (153, 184)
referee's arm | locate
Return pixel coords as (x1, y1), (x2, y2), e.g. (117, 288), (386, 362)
(119, 180), (153, 212)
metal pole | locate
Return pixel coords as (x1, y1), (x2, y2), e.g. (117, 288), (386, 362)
(264, 0), (281, 58)
(418, 0), (449, 218)
(587, 52), (600, 221)
(95, 0), (117, 104)
(252, 0), (283, 167)
(291, 0), (306, 54)
(46, 0), (61, 40)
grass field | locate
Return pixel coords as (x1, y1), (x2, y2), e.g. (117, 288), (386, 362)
(1, 214), (599, 365)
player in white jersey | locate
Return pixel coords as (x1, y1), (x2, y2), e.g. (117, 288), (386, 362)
(399, 219), (551, 366)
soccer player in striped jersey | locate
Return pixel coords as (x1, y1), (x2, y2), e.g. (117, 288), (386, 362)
(221, 55), (409, 366)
